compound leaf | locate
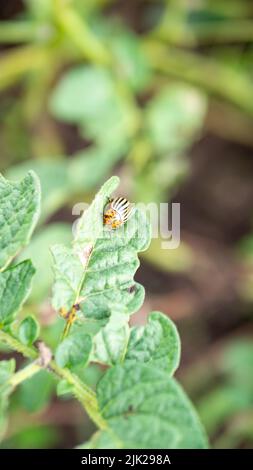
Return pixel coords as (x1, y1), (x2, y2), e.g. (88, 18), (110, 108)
(51, 176), (151, 326)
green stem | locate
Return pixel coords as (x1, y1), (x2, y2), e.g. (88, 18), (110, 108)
(192, 20), (253, 45)
(0, 329), (107, 431)
(0, 330), (37, 358)
(49, 360), (106, 430)
(0, 45), (49, 92)
(0, 21), (52, 44)
(8, 362), (41, 388)
(154, 19), (253, 46)
(53, 0), (110, 65)
(143, 40), (253, 117)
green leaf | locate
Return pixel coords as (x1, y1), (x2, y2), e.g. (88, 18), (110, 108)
(50, 66), (113, 124)
(91, 313), (130, 366)
(50, 65), (138, 147)
(146, 84), (207, 155)
(18, 369), (55, 413)
(97, 363), (208, 449)
(110, 29), (152, 92)
(77, 363), (104, 389)
(68, 145), (126, 194)
(0, 171), (40, 269)
(73, 175), (120, 247)
(55, 332), (92, 369)
(56, 379), (74, 397)
(6, 150), (127, 225)
(51, 176), (151, 325)
(78, 430), (120, 449)
(0, 359), (15, 386)
(133, 153), (188, 204)
(25, 0), (53, 20)
(18, 315), (40, 346)
(18, 223), (72, 302)
(0, 260), (35, 327)
(6, 160), (69, 224)
(125, 311), (180, 374)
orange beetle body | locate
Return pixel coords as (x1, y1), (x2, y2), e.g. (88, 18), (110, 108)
(103, 197), (133, 230)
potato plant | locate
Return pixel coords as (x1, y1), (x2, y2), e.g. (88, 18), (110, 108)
(0, 172), (208, 449)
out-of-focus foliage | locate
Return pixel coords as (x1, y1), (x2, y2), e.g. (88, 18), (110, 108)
(193, 340), (253, 449)
(0, 0), (221, 286)
(18, 223), (72, 303)
(18, 369), (56, 413)
(2, 0), (252, 294)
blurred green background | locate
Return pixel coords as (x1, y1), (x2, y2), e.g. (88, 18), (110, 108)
(1, 0), (253, 449)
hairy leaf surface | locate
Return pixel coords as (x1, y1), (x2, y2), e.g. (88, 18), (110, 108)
(0, 260), (35, 327)
(51, 177), (151, 325)
(96, 363), (208, 449)
(126, 311), (180, 374)
(0, 171), (40, 269)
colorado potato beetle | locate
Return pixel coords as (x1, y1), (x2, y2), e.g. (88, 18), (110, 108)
(103, 197), (133, 230)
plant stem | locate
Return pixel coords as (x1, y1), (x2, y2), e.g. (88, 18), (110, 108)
(154, 19), (253, 46)
(50, 360), (107, 430)
(0, 45), (49, 92)
(192, 20), (253, 45)
(0, 329), (107, 431)
(53, 0), (110, 65)
(8, 362), (41, 388)
(0, 330), (37, 358)
(0, 21), (52, 44)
